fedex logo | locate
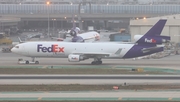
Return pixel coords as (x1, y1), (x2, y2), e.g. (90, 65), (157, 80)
(145, 38), (156, 43)
(37, 44), (64, 53)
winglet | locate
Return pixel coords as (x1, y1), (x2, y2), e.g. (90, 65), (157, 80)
(18, 37), (23, 43)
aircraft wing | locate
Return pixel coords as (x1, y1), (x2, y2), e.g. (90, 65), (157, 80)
(142, 46), (163, 53)
(51, 37), (64, 41)
(83, 38), (96, 43)
(72, 52), (111, 57)
(51, 37), (58, 40)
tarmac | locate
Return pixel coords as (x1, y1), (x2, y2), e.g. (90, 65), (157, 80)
(1, 33), (180, 101)
(0, 75), (180, 85)
(0, 52), (180, 68)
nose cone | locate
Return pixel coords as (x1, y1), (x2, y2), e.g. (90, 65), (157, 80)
(11, 47), (16, 53)
(11, 46), (20, 54)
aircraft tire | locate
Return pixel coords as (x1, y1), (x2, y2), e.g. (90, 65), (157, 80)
(91, 61), (102, 65)
(91, 61), (95, 65)
(35, 61), (39, 64)
(25, 61), (29, 64)
(99, 61), (102, 64)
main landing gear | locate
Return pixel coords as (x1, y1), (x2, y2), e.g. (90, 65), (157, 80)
(91, 58), (102, 65)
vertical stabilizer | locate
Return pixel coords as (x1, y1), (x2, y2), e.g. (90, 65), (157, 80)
(144, 19), (167, 36)
(136, 19), (169, 44)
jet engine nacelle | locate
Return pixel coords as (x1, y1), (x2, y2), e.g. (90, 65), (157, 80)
(134, 35), (170, 44)
(69, 27), (81, 37)
(68, 54), (88, 62)
(134, 35), (143, 41)
(70, 30), (77, 37)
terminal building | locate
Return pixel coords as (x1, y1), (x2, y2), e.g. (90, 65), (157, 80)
(0, 0), (180, 5)
(0, 4), (180, 30)
(0, 0), (180, 33)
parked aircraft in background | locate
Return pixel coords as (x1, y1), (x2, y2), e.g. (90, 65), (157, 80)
(17, 33), (43, 43)
(52, 27), (100, 42)
(11, 19), (170, 65)
(51, 15), (100, 42)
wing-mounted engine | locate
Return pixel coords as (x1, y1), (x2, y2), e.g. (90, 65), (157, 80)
(134, 35), (170, 44)
(68, 54), (88, 62)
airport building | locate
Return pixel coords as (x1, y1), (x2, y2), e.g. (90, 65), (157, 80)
(0, 0), (180, 5)
(130, 14), (180, 43)
(0, 0), (180, 34)
(0, 4), (180, 30)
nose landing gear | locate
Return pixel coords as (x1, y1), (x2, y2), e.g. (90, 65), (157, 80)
(18, 57), (39, 64)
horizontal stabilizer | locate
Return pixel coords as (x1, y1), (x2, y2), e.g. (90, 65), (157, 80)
(142, 46), (163, 53)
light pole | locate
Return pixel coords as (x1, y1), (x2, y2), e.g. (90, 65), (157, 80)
(0, 21), (1, 31)
(46, 1), (50, 38)
(52, 19), (56, 36)
(64, 17), (67, 29)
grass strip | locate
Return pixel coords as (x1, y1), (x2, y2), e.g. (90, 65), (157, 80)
(0, 85), (180, 91)
(0, 68), (170, 74)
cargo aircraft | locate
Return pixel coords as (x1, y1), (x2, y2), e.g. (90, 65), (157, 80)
(51, 15), (100, 42)
(52, 27), (100, 42)
(11, 19), (170, 65)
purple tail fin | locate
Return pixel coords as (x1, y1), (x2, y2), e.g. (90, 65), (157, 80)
(136, 19), (170, 44)
(145, 19), (167, 36)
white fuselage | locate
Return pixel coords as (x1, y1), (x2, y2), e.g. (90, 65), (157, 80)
(78, 31), (100, 41)
(12, 42), (134, 59)
(55, 31), (100, 42)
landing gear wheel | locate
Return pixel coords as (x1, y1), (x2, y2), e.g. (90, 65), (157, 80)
(98, 61), (102, 64)
(25, 61), (29, 64)
(91, 61), (96, 65)
(91, 58), (103, 65)
(91, 61), (102, 65)
(35, 61), (39, 64)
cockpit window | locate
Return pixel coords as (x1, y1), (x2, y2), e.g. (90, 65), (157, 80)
(15, 46), (19, 48)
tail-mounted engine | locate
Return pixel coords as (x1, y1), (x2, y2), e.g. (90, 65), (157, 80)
(69, 27), (80, 37)
(68, 54), (88, 62)
(134, 35), (170, 44)
(69, 27), (84, 42)
(70, 30), (77, 37)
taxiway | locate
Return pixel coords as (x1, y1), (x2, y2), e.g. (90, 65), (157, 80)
(0, 52), (180, 68)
